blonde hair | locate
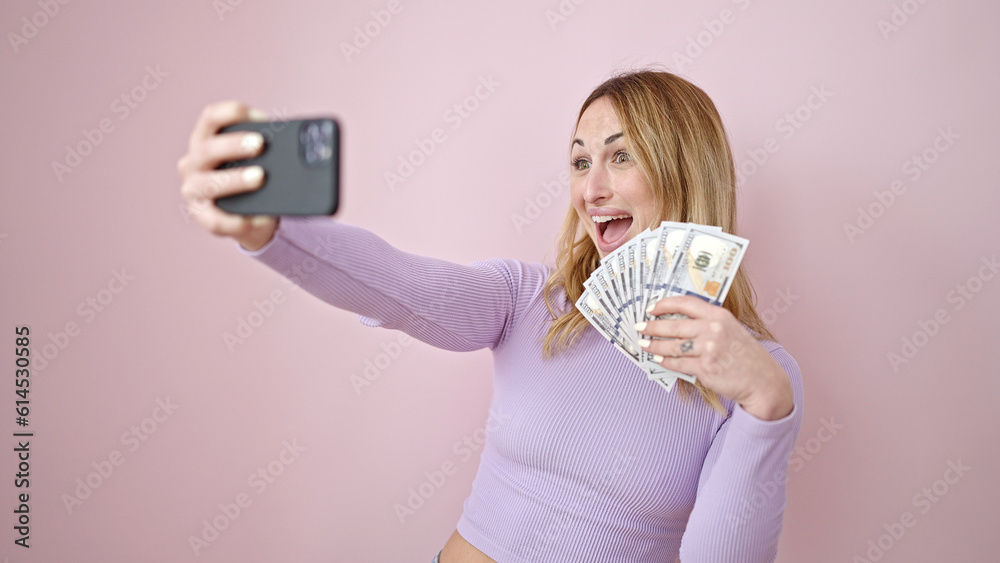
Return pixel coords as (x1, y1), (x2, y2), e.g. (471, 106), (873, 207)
(541, 69), (775, 415)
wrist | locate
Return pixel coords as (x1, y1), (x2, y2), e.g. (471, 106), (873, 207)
(738, 368), (794, 421)
(236, 218), (279, 251)
(236, 229), (274, 252)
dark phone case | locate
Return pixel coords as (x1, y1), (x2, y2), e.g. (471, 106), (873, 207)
(215, 118), (339, 216)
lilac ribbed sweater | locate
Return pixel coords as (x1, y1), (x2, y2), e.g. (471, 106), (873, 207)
(240, 216), (804, 562)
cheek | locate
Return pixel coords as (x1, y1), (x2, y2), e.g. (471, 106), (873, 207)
(635, 176), (657, 202)
(569, 181), (594, 234)
(569, 179), (586, 209)
(623, 174), (657, 222)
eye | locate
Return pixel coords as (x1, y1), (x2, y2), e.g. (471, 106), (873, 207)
(571, 157), (591, 170)
(613, 150), (631, 164)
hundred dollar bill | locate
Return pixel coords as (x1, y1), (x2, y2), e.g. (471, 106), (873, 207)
(638, 223), (696, 377)
(582, 275), (636, 356)
(633, 229), (668, 373)
(634, 229), (657, 311)
(616, 243), (638, 335)
(653, 375), (676, 392)
(661, 225), (748, 307)
(575, 287), (616, 343)
(599, 253), (638, 348)
(648, 362), (697, 384)
(647, 227), (746, 385)
(576, 287), (644, 370)
(643, 223), (729, 383)
(643, 222), (705, 317)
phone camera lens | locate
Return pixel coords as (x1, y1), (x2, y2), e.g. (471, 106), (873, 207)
(299, 120), (333, 167)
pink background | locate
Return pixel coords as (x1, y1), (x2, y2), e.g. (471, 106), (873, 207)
(2, 0), (998, 561)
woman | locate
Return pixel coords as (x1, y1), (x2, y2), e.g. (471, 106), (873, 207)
(177, 70), (803, 562)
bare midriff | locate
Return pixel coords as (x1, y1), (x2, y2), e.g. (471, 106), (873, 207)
(439, 530), (497, 562)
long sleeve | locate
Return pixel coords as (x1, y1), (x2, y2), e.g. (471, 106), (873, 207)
(678, 343), (805, 562)
(237, 216), (528, 353)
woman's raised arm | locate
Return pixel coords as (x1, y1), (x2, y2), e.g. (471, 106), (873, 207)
(238, 216), (542, 353)
(177, 101), (544, 353)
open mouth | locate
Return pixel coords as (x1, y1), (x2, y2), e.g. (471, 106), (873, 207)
(594, 214), (633, 248)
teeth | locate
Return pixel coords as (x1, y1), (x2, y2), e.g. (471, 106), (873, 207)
(592, 214), (631, 223)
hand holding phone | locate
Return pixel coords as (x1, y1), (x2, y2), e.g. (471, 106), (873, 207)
(215, 118), (340, 216)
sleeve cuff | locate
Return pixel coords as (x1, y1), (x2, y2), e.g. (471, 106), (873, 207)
(729, 401), (799, 440)
(233, 217), (292, 257)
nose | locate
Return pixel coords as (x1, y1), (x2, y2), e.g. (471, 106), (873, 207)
(583, 163), (613, 204)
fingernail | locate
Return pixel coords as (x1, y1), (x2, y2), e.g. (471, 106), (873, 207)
(634, 322), (647, 332)
(242, 133), (264, 153)
(248, 108), (268, 122)
(242, 165), (264, 185)
(646, 303), (656, 314)
(638, 339), (650, 349)
(653, 354), (664, 363)
(251, 215), (271, 227)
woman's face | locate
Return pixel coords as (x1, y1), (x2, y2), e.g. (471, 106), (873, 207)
(570, 96), (658, 259)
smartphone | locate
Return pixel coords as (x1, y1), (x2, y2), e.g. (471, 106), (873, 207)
(215, 118), (340, 216)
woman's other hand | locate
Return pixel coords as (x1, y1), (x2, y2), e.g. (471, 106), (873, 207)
(637, 296), (794, 421)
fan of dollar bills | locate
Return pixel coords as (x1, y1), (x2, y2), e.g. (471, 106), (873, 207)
(575, 222), (748, 392)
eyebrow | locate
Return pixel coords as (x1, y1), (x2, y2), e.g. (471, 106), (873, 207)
(573, 132), (624, 147)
